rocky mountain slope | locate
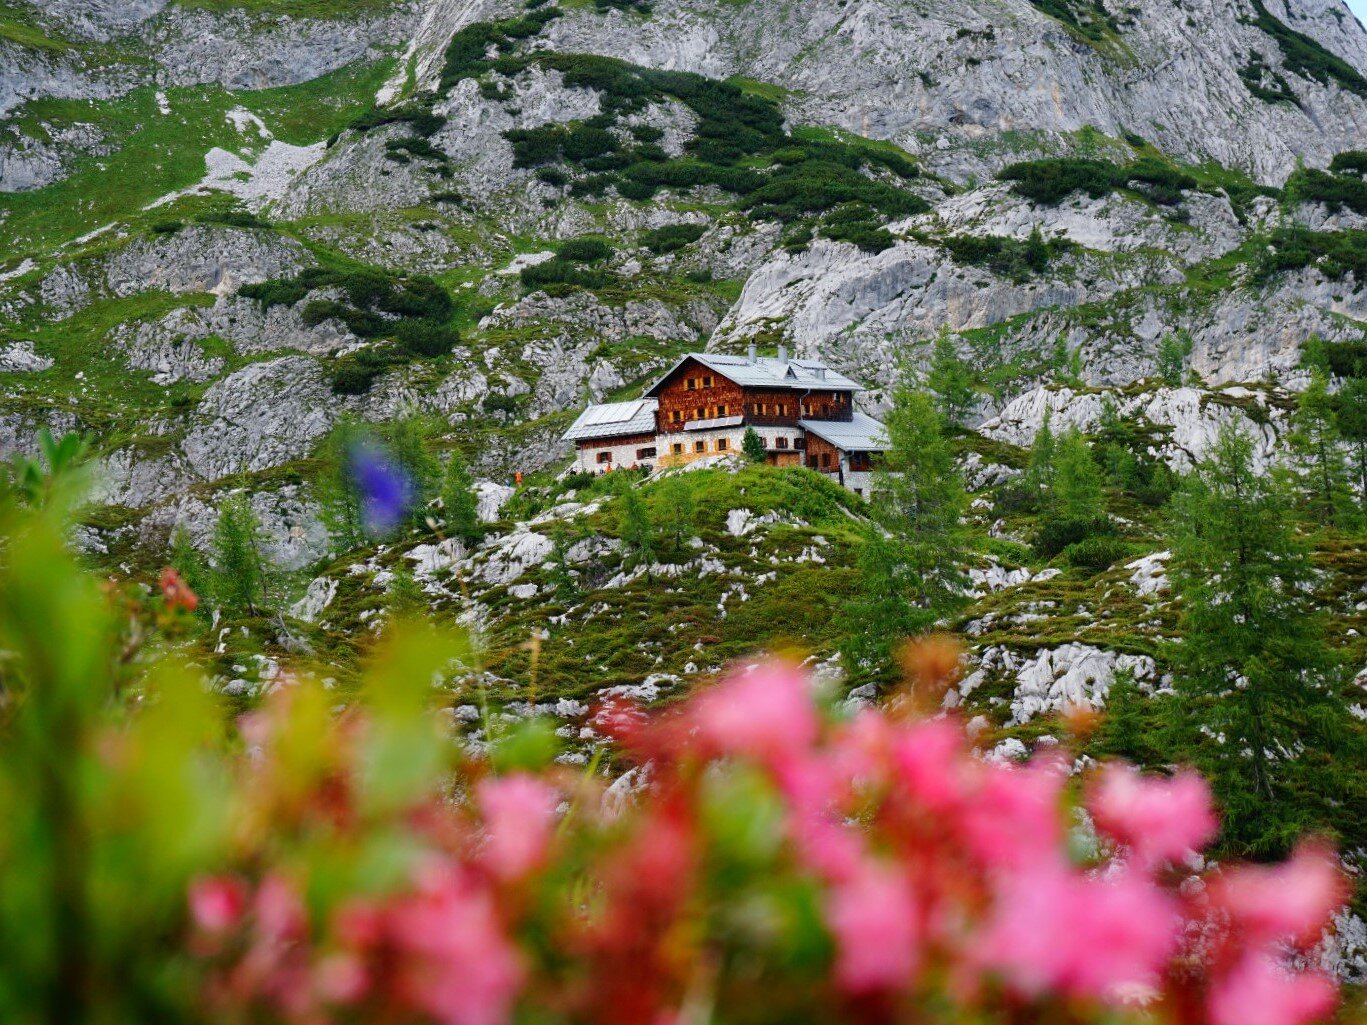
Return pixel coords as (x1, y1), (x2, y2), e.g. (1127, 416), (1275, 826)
(0, 0), (1364, 866)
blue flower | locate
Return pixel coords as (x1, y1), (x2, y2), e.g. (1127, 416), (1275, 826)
(349, 444), (411, 536)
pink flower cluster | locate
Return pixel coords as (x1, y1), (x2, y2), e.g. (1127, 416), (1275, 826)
(188, 659), (1347, 1025)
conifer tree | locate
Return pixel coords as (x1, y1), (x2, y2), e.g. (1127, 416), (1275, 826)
(316, 418), (366, 551)
(742, 427), (767, 464)
(656, 476), (695, 558)
(1053, 427), (1105, 520)
(1166, 426), (1363, 856)
(925, 329), (976, 428)
(211, 493), (266, 613)
(386, 561), (426, 618)
(1024, 410), (1057, 507)
(1155, 332), (1193, 387)
(1339, 376), (1367, 501)
(839, 524), (933, 670)
(440, 450), (482, 543)
(843, 384), (968, 671)
(384, 412), (441, 520)
(617, 483), (656, 570)
(168, 526), (210, 609)
(1289, 369), (1351, 528)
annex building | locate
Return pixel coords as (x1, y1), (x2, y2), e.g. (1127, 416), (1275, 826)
(562, 347), (889, 495)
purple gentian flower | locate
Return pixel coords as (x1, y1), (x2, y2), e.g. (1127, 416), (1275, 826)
(349, 444), (411, 536)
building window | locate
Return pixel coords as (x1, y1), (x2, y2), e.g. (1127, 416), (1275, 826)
(777, 403), (788, 416)
(855, 488), (863, 498)
(775, 437), (789, 450)
(695, 406), (705, 419)
(671, 409), (682, 424)
(672, 443), (684, 455)
(793, 436), (805, 450)
(751, 403), (761, 415)
(719, 404), (729, 417)
(820, 453), (832, 468)
(637, 447), (657, 459)
(694, 440), (706, 454)
(597, 451), (613, 464)
(717, 438), (728, 451)
(703, 375), (714, 388)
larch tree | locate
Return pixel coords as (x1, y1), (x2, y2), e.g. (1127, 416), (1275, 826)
(655, 476), (696, 559)
(440, 450), (482, 544)
(1165, 426), (1363, 857)
(1339, 376), (1367, 501)
(843, 385), (968, 672)
(316, 417), (367, 552)
(1025, 409), (1058, 508)
(925, 329), (977, 429)
(617, 482), (656, 570)
(1288, 369), (1351, 528)
(1053, 427), (1105, 520)
(211, 493), (267, 614)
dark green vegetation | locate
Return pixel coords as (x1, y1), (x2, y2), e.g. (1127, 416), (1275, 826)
(1243, 0), (1367, 98)
(239, 267), (460, 394)
(998, 155), (1197, 207)
(1285, 164), (1367, 216)
(396, 5), (928, 254)
(1239, 51), (1298, 105)
(1025, 0), (1118, 43)
(1254, 226), (1367, 285)
(929, 227), (1072, 282)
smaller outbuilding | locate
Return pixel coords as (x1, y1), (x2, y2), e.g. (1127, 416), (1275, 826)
(563, 398), (660, 473)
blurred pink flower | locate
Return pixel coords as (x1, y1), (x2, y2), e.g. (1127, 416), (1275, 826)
(1212, 844), (1346, 946)
(477, 774), (560, 881)
(981, 865), (1177, 1000)
(888, 719), (965, 815)
(691, 664), (817, 767)
(959, 759), (1065, 872)
(1208, 953), (1338, 1025)
(1089, 764), (1217, 869)
(827, 860), (920, 993)
(392, 866), (524, 1025)
(255, 874), (307, 943)
(189, 876), (248, 934)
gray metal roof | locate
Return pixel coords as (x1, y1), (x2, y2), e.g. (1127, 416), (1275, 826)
(645, 353), (864, 396)
(562, 399), (658, 442)
(799, 411), (890, 452)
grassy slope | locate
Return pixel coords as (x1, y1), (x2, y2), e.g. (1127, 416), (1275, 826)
(0, 58), (394, 264)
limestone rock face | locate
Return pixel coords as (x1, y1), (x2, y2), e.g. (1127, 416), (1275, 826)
(181, 357), (337, 481)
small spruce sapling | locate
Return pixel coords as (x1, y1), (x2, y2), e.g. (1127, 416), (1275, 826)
(925, 329), (977, 428)
(211, 493), (267, 613)
(617, 482), (656, 570)
(440, 450), (482, 543)
(742, 426), (767, 464)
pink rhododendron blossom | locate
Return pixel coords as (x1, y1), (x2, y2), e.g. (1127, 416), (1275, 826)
(184, 659), (1347, 1025)
(888, 719), (965, 815)
(1089, 764), (1218, 869)
(254, 874), (307, 943)
(691, 664), (817, 766)
(477, 773), (560, 880)
(1208, 953), (1338, 1025)
(189, 876), (248, 934)
(981, 865), (1177, 999)
(827, 860), (920, 993)
(1212, 844), (1346, 945)
(390, 866), (524, 1025)
(959, 759), (1066, 872)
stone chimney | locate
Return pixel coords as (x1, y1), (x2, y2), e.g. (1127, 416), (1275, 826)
(778, 344), (788, 366)
(747, 342), (757, 363)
